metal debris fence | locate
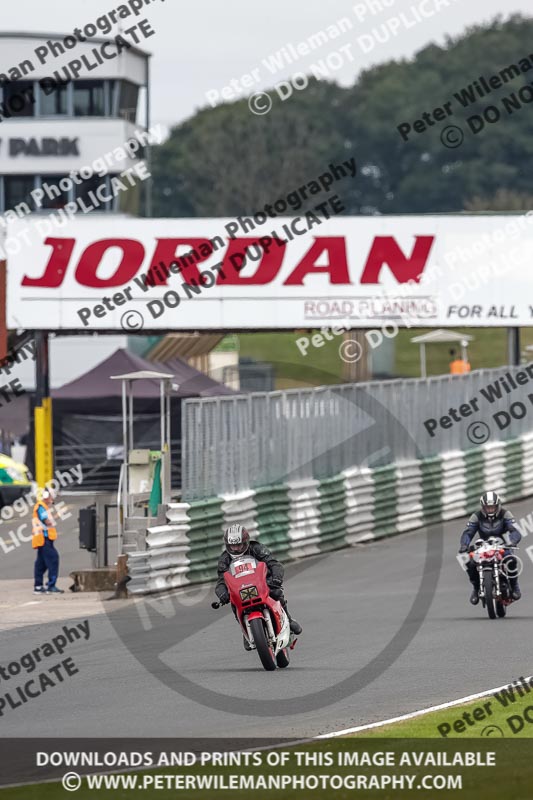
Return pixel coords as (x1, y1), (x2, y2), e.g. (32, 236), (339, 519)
(181, 366), (533, 500)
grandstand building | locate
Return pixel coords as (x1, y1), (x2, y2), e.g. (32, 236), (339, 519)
(0, 31), (151, 388)
(0, 32), (151, 216)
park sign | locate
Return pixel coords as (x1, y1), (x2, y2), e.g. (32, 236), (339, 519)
(6, 214), (533, 330)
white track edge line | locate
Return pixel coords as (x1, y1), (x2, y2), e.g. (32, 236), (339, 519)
(317, 675), (533, 738)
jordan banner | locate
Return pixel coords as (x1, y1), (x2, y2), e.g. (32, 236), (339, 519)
(6, 214), (533, 330)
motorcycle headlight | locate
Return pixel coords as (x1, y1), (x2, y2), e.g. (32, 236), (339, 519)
(240, 586), (259, 601)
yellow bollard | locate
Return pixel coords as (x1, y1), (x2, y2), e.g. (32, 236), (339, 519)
(35, 401), (53, 488)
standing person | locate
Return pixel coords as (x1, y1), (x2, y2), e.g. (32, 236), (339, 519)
(449, 348), (470, 374)
(32, 488), (64, 595)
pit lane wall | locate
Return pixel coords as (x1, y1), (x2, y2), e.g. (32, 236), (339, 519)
(126, 432), (533, 594)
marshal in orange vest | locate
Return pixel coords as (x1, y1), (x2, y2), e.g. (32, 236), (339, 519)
(450, 358), (471, 375)
(32, 501), (57, 549)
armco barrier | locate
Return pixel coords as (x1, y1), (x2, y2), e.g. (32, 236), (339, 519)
(127, 432), (533, 595)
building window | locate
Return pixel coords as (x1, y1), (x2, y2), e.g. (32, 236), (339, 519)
(118, 81), (139, 123)
(38, 82), (68, 116)
(75, 174), (113, 212)
(73, 81), (105, 116)
(38, 175), (71, 209)
(4, 175), (36, 212)
(1, 81), (35, 117)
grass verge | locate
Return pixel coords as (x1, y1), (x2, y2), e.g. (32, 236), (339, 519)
(238, 328), (533, 388)
(3, 686), (533, 799)
(351, 680), (533, 738)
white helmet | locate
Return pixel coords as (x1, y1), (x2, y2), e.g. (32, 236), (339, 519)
(480, 490), (501, 520)
(223, 524), (250, 558)
(42, 486), (57, 503)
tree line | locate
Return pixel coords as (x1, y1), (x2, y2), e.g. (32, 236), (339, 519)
(151, 15), (533, 217)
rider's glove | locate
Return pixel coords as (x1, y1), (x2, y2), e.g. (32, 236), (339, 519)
(217, 589), (230, 605)
(268, 576), (283, 588)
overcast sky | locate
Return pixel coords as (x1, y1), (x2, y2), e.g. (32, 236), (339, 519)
(1, 0), (532, 132)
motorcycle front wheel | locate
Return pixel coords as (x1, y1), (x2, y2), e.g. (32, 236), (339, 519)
(250, 617), (276, 671)
(483, 570), (496, 619)
(276, 648), (290, 668)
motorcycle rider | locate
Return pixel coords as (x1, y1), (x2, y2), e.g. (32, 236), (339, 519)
(459, 491), (522, 605)
(215, 524), (303, 648)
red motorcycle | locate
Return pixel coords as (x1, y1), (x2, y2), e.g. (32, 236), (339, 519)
(212, 555), (296, 671)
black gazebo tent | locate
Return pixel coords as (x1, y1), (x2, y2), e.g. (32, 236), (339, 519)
(33, 348), (236, 489)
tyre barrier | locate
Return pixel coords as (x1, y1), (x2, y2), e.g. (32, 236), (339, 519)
(126, 432), (533, 594)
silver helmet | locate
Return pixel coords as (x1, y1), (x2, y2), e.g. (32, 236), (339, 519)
(223, 524), (250, 558)
(480, 491), (501, 520)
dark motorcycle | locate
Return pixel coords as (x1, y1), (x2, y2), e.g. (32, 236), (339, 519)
(469, 536), (519, 619)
